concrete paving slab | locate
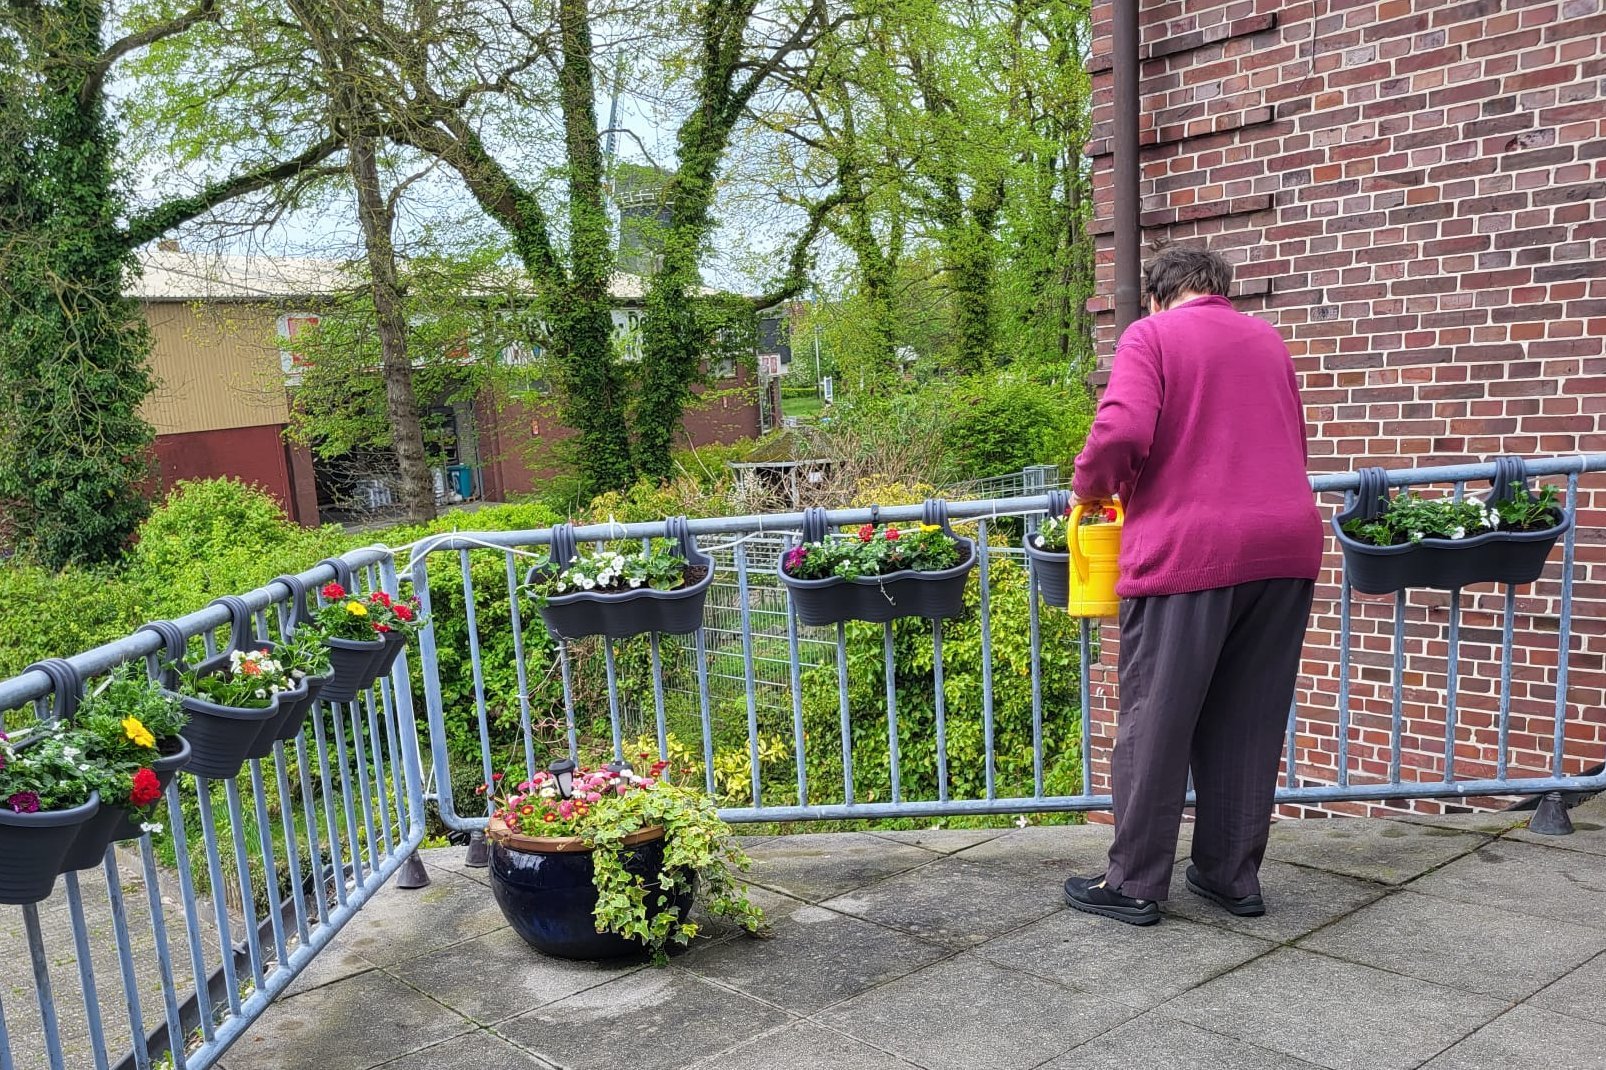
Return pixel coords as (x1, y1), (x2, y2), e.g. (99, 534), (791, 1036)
(281, 939), (379, 998)
(1298, 889), (1606, 1000)
(684, 1021), (925, 1070)
(371, 1028), (561, 1069)
(1162, 948), (1509, 1070)
(332, 869), (509, 966)
(1408, 838), (1606, 931)
(741, 833), (936, 901)
(1527, 948), (1606, 1025)
(818, 855), (1064, 948)
(389, 925), (644, 1022)
(416, 845), (491, 888)
(1044, 1011), (1324, 1069)
(1164, 858), (1388, 942)
(1263, 817), (1489, 884)
(1419, 1004), (1606, 1070)
(678, 903), (948, 1014)
(867, 828), (1006, 854)
(1507, 811), (1606, 854)
(813, 957), (1136, 1070)
(494, 967), (793, 1070)
(219, 969), (474, 1070)
(973, 909), (1274, 1011)
(1393, 809), (1532, 834)
(949, 823), (1116, 871)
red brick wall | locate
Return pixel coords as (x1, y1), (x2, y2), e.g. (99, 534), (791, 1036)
(1084, 0), (1606, 818)
(478, 368), (765, 500)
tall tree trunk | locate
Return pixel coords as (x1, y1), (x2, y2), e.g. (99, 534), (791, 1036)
(347, 124), (435, 522)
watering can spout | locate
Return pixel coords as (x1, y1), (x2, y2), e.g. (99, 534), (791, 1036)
(1067, 500), (1123, 618)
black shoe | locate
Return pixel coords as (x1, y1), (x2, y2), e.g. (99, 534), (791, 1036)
(1185, 864), (1266, 917)
(1063, 874), (1160, 926)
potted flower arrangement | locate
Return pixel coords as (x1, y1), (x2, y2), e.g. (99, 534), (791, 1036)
(779, 502), (976, 626)
(56, 670), (191, 867)
(525, 517), (714, 640)
(365, 588), (425, 679)
(171, 647), (297, 780)
(1023, 491), (1119, 609)
(1334, 459), (1571, 594)
(483, 754), (762, 961)
(0, 723), (104, 903)
(312, 582), (389, 702)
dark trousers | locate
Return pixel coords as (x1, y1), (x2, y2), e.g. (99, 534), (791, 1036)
(1104, 578), (1315, 901)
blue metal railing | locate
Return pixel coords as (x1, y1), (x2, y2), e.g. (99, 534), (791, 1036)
(0, 550), (426, 1070)
(410, 453), (1606, 829)
(0, 453), (1601, 1068)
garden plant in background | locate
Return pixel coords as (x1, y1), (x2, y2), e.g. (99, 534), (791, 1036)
(1341, 482), (1563, 546)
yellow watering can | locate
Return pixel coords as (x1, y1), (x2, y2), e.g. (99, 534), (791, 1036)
(1066, 499), (1123, 617)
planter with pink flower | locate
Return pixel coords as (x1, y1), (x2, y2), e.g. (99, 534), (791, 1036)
(1023, 491), (1120, 609)
(779, 501), (975, 626)
(483, 755), (762, 961)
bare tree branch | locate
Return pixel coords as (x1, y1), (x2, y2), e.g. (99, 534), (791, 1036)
(82, 0), (219, 108)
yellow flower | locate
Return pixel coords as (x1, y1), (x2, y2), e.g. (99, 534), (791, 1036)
(346, 601), (368, 617)
(122, 717), (156, 749)
(920, 523), (941, 533)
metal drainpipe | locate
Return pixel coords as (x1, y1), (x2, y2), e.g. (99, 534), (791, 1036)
(1113, 0), (1142, 336)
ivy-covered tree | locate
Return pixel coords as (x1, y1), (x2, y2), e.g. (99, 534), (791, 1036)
(0, 0), (339, 565)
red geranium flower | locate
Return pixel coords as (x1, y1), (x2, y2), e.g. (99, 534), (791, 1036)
(321, 582), (346, 599)
(886, 527), (900, 540)
(393, 603), (414, 622)
(130, 768), (162, 808)
(858, 523), (875, 542)
(369, 590), (393, 607)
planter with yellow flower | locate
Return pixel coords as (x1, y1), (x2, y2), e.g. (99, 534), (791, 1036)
(779, 501), (976, 626)
(312, 581), (388, 702)
(57, 668), (191, 870)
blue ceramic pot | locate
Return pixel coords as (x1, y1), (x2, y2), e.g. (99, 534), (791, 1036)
(488, 825), (694, 960)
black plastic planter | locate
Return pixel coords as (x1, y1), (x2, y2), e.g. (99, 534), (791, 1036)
(372, 632), (409, 678)
(488, 824), (693, 960)
(527, 517), (715, 641)
(273, 672), (329, 743)
(142, 612), (281, 781)
(1333, 458), (1572, 595)
(62, 735), (194, 869)
(1024, 490), (1071, 609)
(244, 677), (308, 761)
(779, 501), (977, 627)
(0, 793), (100, 905)
(321, 636), (386, 703)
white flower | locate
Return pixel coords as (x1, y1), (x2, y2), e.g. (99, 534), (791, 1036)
(255, 688), (267, 698)
(1451, 526), (1466, 540)
(629, 578), (643, 588)
(140, 822), (164, 834)
(1014, 815), (1030, 828)
(1410, 531), (1425, 542)
(581, 578), (596, 590)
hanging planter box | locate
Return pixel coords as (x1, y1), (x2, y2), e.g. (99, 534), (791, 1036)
(1023, 490), (1073, 609)
(243, 675), (309, 761)
(779, 502), (976, 627)
(62, 736), (194, 869)
(271, 673), (330, 744)
(0, 793), (101, 905)
(320, 636), (386, 703)
(1334, 459), (1572, 596)
(173, 672), (283, 781)
(526, 517), (714, 641)
(487, 818), (693, 960)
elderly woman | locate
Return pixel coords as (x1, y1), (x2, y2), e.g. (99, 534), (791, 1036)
(1063, 245), (1324, 925)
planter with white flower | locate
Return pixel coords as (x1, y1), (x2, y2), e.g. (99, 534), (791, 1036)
(525, 517), (714, 641)
(0, 721), (102, 904)
(484, 754), (762, 961)
(1334, 458), (1572, 595)
(779, 501), (975, 626)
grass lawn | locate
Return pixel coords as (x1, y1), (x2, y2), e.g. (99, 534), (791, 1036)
(782, 392), (826, 420)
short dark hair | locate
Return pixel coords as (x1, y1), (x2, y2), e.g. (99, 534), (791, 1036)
(1143, 245), (1232, 308)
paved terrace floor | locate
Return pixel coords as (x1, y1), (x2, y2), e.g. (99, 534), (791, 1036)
(223, 799), (1606, 1070)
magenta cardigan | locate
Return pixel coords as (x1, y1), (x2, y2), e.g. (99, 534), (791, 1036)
(1072, 295), (1324, 598)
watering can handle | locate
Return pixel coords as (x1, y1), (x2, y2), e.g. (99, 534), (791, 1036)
(1069, 499), (1123, 583)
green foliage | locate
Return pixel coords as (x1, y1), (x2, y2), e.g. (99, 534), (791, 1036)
(0, 562), (136, 684)
(528, 541), (694, 604)
(0, 722), (113, 812)
(940, 374), (1093, 481)
(798, 551), (1085, 805)
(179, 649), (293, 709)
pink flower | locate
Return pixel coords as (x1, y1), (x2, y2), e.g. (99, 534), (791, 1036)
(557, 800), (575, 819)
(7, 791), (40, 814)
(586, 792), (601, 803)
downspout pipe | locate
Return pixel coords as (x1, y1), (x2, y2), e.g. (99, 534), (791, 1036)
(1113, 0), (1142, 336)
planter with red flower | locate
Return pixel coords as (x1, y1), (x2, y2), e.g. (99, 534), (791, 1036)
(1023, 491), (1120, 609)
(365, 588), (425, 678)
(484, 755), (762, 961)
(524, 518), (714, 641)
(779, 501), (976, 626)
(55, 669), (192, 870)
(0, 721), (104, 904)
(311, 582), (388, 702)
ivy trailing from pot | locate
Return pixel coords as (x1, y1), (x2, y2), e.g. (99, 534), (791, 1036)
(524, 516), (714, 640)
(1334, 457), (1572, 595)
(483, 753), (763, 961)
(779, 500), (976, 626)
